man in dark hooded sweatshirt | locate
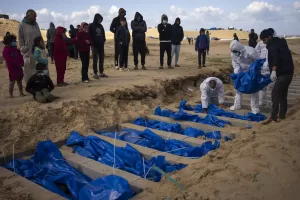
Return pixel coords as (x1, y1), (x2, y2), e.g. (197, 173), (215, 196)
(46, 22), (56, 64)
(248, 29), (258, 48)
(157, 14), (172, 69)
(89, 13), (107, 78)
(131, 12), (147, 70)
(110, 8), (128, 67)
(69, 24), (78, 59)
(171, 17), (184, 67)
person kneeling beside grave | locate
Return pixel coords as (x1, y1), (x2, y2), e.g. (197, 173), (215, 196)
(26, 63), (55, 103)
(200, 77), (225, 113)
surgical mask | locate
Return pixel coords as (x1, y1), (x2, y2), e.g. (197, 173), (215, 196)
(162, 20), (167, 24)
(11, 42), (17, 47)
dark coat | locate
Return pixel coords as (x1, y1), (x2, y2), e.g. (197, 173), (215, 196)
(131, 12), (147, 41)
(171, 18), (184, 45)
(267, 37), (294, 76)
(195, 34), (209, 50)
(116, 26), (131, 46)
(248, 33), (258, 48)
(110, 16), (128, 36)
(26, 73), (54, 96)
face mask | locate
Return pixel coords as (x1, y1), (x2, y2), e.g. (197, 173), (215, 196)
(162, 20), (167, 24)
(11, 42), (17, 47)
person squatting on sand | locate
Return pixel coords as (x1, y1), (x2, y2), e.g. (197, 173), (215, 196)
(158, 14), (173, 69)
(171, 17), (184, 67)
(116, 18), (131, 71)
(18, 9), (42, 83)
(2, 34), (25, 98)
(260, 28), (294, 124)
(110, 8), (128, 67)
(131, 12), (147, 70)
(26, 63), (55, 103)
(89, 14), (107, 79)
(200, 77), (225, 114)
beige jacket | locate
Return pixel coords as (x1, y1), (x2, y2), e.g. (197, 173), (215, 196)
(18, 20), (41, 57)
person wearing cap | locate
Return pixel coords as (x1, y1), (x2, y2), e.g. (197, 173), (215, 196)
(171, 17), (184, 67)
(157, 14), (173, 69)
(26, 63), (55, 103)
(260, 28), (294, 123)
(200, 77), (225, 114)
(110, 8), (128, 67)
(195, 28), (209, 68)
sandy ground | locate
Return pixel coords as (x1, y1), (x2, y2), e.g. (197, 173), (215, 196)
(0, 37), (300, 200)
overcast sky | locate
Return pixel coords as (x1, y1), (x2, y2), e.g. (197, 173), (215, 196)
(1, 0), (300, 35)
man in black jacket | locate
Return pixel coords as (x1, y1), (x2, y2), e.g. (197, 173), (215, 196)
(171, 17), (184, 67)
(248, 29), (258, 48)
(69, 24), (78, 59)
(110, 8), (128, 67)
(131, 12), (147, 70)
(89, 13), (108, 78)
(157, 14), (173, 69)
(260, 28), (294, 124)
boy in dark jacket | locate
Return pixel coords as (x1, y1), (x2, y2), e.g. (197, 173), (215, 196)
(69, 24), (78, 59)
(260, 28), (294, 123)
(110, 8), (128, 67)
(89, 13), (107, 79)
(131, 12), (147, 70)
(26, 63), (55, 103)
(116, 18), (130, 71)
(157, 14), (173, 69)
(195, 28), (209, 68)
(248, 29), (258, 48)
(171, 17), (184, 67)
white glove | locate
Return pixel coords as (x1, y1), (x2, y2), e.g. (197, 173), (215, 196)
(270, 71), (277, 82)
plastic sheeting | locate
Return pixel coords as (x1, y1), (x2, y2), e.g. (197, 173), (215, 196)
(66, 131), (187, 182)
(179, 100), (266, 122)
(154, 106), (231, 128)
(4, 141), (134, 200)
(230, 59), (271, 94)
(133, 117), (230, 140)
(95, 128), (220, 158)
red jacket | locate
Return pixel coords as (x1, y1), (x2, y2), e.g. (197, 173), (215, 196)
(2, 46), (24, 81)
(54, 26), (70, 61)
(76, 31), (90, 52)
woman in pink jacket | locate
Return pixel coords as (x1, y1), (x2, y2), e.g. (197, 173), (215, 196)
(2, 34), (25, 98)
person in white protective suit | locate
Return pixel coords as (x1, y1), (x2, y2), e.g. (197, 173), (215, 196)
(200, 77), (225, 114)
(229, 40), (260, 114)
(255, 38), (270, 106)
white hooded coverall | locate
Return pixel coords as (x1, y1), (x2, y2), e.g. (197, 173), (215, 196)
(230, 40), (260, 114)
(255, 40), (269, 106)
(200, 77), (225, 108)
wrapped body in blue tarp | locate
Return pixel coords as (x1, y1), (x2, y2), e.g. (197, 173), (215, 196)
(4, 140), (134, 200)
(66, 131), (187, 182)
(230, 59), (271, 94)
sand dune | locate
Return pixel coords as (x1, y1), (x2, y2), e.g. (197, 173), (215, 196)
(0, 18), (249, 41)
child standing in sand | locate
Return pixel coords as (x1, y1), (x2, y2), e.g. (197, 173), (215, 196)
(195, 28), (209, 69)
(2, 34), (25, 98)
(33, 36), (49, 76)
(116, 18), (131, 71)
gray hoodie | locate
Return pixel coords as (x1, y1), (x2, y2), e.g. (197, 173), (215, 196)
(46, 22), (56, 43)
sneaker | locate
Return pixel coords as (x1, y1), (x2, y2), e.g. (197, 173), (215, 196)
(134, 65), (138, 70)
(262, 118), (277, 125)
(123, 68), (129, 71)
(93, 74), (99, 79)
(203, 64), (206, 67)
(115, 66), (120, 70)
(119, 68), (124, 71)
(168, 66), (174, 69)
(83, 80), (89, 83)
(175, 64), (180, 67)
(159, 66), (163, 69)
(142, 66), (147, 70)
(99, 73), (108, 77)
(230, 105), (241, 111)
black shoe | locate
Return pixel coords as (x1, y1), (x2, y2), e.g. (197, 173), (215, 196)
(203, 64), (206, 67)
(168, 66), (174, 69)
(142, 66), (147, 70)
(134, 65), (138, 70)
(99, 73), (108, 78)
(159, 66), (163, 69)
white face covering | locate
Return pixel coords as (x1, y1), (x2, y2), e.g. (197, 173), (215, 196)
(162, 20), (167, 24)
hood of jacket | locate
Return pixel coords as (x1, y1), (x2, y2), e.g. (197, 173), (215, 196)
(230, 40), (245, 52)
(70, 25), (75, 30)
(161, 14), (168, 23)
(134, 12), (143, 22)
(49, 22), (55, 29)
(93, 13), (103, 24)
(174, 17), (181, 25)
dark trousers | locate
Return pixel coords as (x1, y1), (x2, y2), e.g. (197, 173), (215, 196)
(55, 59), (67, 84)
(80, 51), (90, 81)
(92, 46), (104, 75)
(198, 49), (206, 65)
(114, 40), (119, 66)
(133, 40), (146, 66)
(73, 45), (78, 59)
(160, 42), (171, 66)
(271, 74), (293, 120)
(49, 42), (54, 62)
(119, 44), (129, 68)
